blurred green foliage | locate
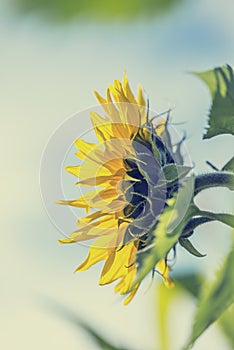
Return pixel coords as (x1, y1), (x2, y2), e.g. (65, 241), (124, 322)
(219, 306), (234, 349)
(45, 299), (132, 350)
(156, 273), (203, 350)
(157, 270), (234, 350)
(12, 0), (184, 22)
(184, 238), (234, 349)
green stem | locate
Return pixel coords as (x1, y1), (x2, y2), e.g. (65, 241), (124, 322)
(196, 210), (234, 228)
(194, 172), (234, 196)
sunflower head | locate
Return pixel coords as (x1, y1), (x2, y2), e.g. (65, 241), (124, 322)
(58, 74), (192, 304)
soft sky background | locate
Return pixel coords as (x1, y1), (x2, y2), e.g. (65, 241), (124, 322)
(1, 0), (234, 349)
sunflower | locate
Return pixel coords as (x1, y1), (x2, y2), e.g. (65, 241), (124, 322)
(58, 74), (188, 304)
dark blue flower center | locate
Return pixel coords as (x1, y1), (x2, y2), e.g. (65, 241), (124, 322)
(121, 125), (177, 243)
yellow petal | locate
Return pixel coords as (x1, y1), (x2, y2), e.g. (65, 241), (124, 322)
(101, 158), (124, 173)
(56, 198), (90, 211)
(137, 85), (147, 125)
(94, 90), (122, 125)
(67, 189), (125, 213)
(123, 285), (139, 305)
(65, 165), (80, 177)
(76, 175), (113, 187)
(59, 232), (96, 244)
(95, 188), (119, 200)
(57, 189), (109, 211)
(114, 265), (136, 294)
(104, 198), (127, 213)
(155, 119), (166, 136)
(94, 90), (107, 105)
(76, 248), (108, 272)
(74, 139), (97, 159)
(112, 80), (128, 103)
(99, 241), (136, 285)
(106, 88), (121, 122)
(76, 210), (106, 225)
(75, 234), (117, 272)
(137, 85), (146, 107)
(156, 259), (174, 287)
(59, 215), (118, 244)
(78, 158), (111, 183)
(77, 162), (125, 188)
(123, 72), (137, 104)
(89, 112), (114, 143)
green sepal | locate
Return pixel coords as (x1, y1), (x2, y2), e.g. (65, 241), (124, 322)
(179, 237), (206, 258)
(181, 217), (213, 238)
(222, 156), (234, 173)
(163, 164), (192, 183)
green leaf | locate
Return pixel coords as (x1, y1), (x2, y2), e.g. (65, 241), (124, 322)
(193, 65), (234, 139)
(163, 164), (192, 183)
(222, 156), (234, 172)
(133, 177), (196, 287)
(179, 237), (206, 257)
(183, 241), (234, 349)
